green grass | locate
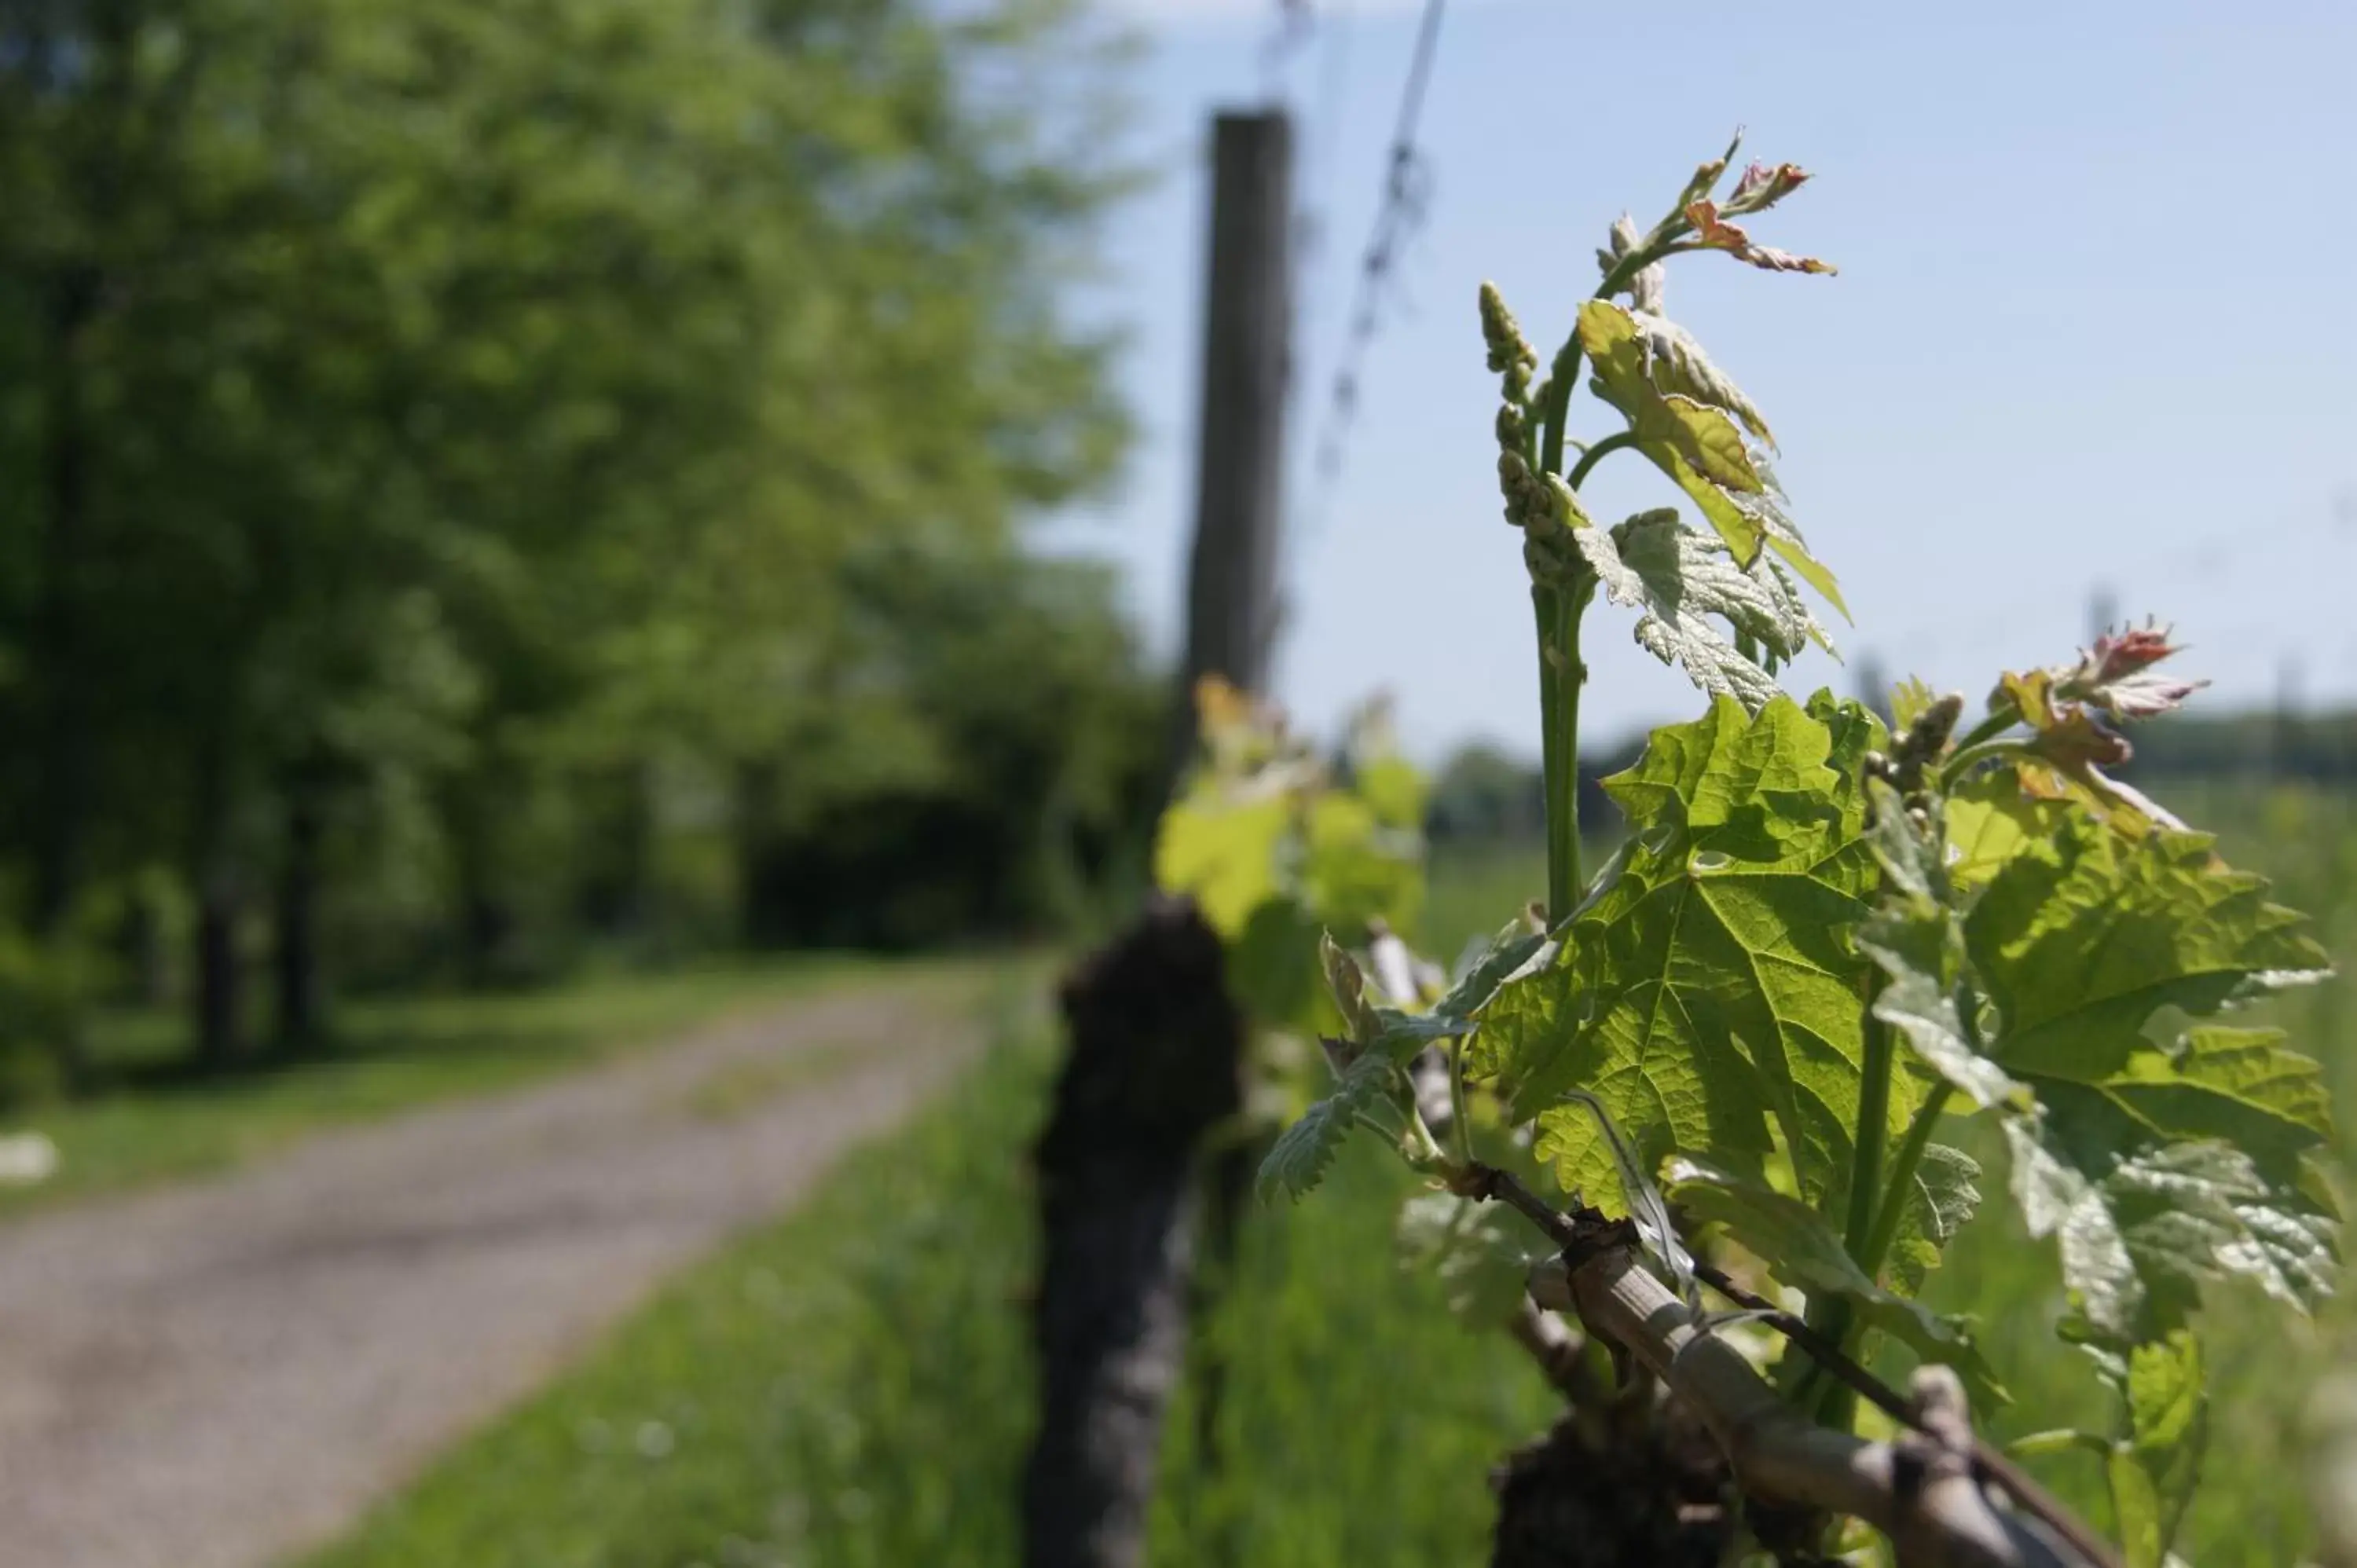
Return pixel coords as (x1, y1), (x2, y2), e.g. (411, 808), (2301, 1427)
(0, 955), (973, 1217)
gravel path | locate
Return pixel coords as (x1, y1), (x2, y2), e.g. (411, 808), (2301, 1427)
(0, 976), (994, 1568)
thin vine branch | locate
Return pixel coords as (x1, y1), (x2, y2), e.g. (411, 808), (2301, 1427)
(1861, 1084), (1957, 1284)
(1461, 1163), (2120, 1568)
(1565, 428), (1638, 491)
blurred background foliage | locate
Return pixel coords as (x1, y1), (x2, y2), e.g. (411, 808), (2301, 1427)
(0, 0), (1161, 1089)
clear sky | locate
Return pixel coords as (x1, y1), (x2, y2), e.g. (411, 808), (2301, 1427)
(1042, 0), (2357, 762)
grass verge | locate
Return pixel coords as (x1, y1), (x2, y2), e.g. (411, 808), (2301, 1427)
(1, 955), (981, 1217)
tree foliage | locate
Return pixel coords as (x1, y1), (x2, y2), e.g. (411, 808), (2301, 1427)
(0, 0), (1150, 1065)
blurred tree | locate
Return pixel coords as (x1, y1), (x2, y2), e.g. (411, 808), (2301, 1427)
(0, 0), (1146, 1074)
(1426, 743), (1544, 844)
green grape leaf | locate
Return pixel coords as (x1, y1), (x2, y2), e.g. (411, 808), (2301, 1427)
(1978, 815), (2341, 1342)
(1858, 783), (2031, 1112)
(1228, 895), (1321, 1031)
(1395, 1193), (1540, 1328)
(1468, 951), (1575, 1086)
(1890, 676), (1938, 731)
(1888, 1143), (1983, 1295)
(1573, 509), (1827, 713)
(1258, 1052), (1405, 1203)
(1727, 454), (1848, 620)
(1321, 932), (1461, 1062)
(1866, 928), (1983, 1118)
(1968, 816), (2332, 1084)
(1371, 1007), (1468, 1061)
(1302, 791), (1424, 936)
(1644, 419), (1848, 621)
(1578, 301), (1766, 493)
(1154, 782), (1290, 937)
(1667, 1158), (2003, 1404)
(1573, 306), (1847, 621)
(2105, 1329), (2207, 1568)
(1602, 304), (1775, 446)
(2099, 1025), (2333, 1178)
(1495, 694), (1892, 1214)
(1321, 933), (1381, 1045)
(1435, 910), (1550, 1026)
(1354, 754), (1430, 830)
(1945, 771), (2074, 894)
(2006, 1108), (2336, 1343)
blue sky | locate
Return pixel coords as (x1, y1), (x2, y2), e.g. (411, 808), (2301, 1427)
(1042, 0), (2357, 761)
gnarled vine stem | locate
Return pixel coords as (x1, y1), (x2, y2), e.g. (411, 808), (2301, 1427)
(1461, 1162), (2120, 1568)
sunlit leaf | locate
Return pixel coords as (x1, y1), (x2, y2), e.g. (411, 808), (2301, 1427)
(1573, 510), (1826, 713)
(1483, 694), (1895, 1214)
(2106, 1330), (2207, 1568)
(1578, 301), (1766, 492)
(1573, 313), (1848, 621)
(1945, 771), (2073, 893)
(1968, 817), (2331, 1083)
(1154, 782), (1290, 936)
(1626, 308), (1774, 445)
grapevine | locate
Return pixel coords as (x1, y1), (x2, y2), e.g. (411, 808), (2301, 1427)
(1163, 136), (2340, 1566)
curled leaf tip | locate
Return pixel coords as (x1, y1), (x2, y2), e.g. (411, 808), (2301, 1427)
(2053, 621), (2209, 721)
(1675, 130), (1747, 212)
(1683, 200), (1838, 275)
(1727, 160), (1813, 214)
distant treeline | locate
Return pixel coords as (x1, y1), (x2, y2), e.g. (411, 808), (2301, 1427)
(1426, 709), (2357, 847)
(0, 0), (1157, 1087)
(2117, 711), (2357, 783)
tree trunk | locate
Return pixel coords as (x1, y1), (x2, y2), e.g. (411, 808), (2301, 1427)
(190, 730), (244, 1070)
(454, 850), (510, 991)
(119, 882), (172, 1009)
(734, 757), (789, 948)
(24, 265), (104, 1090)
(444, 771), (513, 989)
(578, 759), (654, 940)
(273, 778), (325, 1053)
(30, 268), (101, 938)
(1022, 896), (1244, 1568)
(196, 877), (242, 1070)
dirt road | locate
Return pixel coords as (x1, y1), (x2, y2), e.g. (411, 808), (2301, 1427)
(0, 978), (992, 1568)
